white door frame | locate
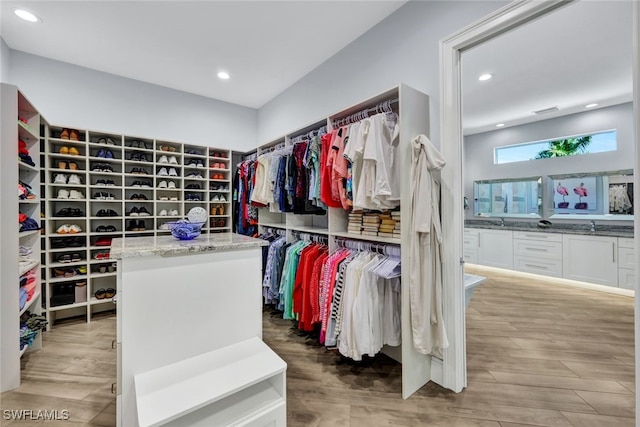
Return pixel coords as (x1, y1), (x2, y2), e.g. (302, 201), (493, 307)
(439, 1), (639, 409)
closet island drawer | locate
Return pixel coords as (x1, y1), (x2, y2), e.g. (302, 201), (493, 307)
(618, 268), (635, 290)
(513, 231), (562, 242)
(618, 247), (635, 270)
(619, 237), (634, 249)
(464, 228), (479, 237)
(513, 238), (562, 260)
(514, 256), (563, 277)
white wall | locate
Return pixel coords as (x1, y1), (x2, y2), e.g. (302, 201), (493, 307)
(257, 1), (509, 145)
(8, 51), (258, 151)
(464, 102), (634, 220)
(0, 38), (10, 83)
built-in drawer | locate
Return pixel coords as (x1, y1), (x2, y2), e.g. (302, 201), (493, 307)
(618, 268), (635, 291)
(464, 228), (479, 237)
(464, 234), (478, 247)
(463, 249), (478, 264)
(513, 239), (562, 260)
(618, 247), (635, 270)
(513, 231), (562, 242)
(618, 237), (634, 249)
(514, 255), (563, 278)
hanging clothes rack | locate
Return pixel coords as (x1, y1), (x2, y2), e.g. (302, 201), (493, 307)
(332, 98), (399, 128)
(291, 230), (328, 245)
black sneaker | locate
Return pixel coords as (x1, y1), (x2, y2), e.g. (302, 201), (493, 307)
(96, 179), (106, 185)
(139, 194), (148, 200)
(104, 164), (114, 173)
(126, 220), (137, 231)
(96, 209), (107, 217)
(106, 180), (115, 186)
(130, 153), (140, 161)
(137, 220), (147, 231)
(107, 209), (119, 217)
(140, 154), (149, 162)
(129, 207), (140, 216)
(138, 207), (151, 216)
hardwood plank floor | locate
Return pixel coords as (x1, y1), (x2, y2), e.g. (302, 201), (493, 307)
(1, 268), (635, 426)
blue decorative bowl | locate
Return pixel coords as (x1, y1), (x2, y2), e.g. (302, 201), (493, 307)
(166, 221), (205, 240)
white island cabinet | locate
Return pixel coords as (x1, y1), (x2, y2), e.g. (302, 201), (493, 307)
(562, 234), (618, 287)
(111, 233), (286, 427)
(477, 229), (514, 269)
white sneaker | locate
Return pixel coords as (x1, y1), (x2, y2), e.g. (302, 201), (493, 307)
(57, 189), (70, 199)
(212, 195), (220, 202)
(168, 168), (178, 177)
(159, 209), (168, 216)
(68, 174), (82, 185)
(170, 196), (178, 201)
(169, 156), (178, 165)
(69, 190), (84, 199)
(219, 195), (227, 202)
(169, 209), (179, 216)
(54, 174), (67, 184)
(158, 155), (169, 164)
(159, 223), (169, 230)
(168, 181), (176, 189)
(159, 196), (169, 201)
(157, 167), (169, 176)
(158, 180), (168, 189)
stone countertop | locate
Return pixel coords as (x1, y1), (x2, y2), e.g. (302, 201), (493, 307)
(465, 220), (634, 238)
(110, 233), (268, 259)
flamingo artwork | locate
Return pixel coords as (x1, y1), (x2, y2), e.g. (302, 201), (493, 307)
(556, 182), (569, 208)
(574, 182), (588, 209)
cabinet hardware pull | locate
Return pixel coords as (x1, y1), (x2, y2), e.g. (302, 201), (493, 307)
(111, 340), (117, 350)
(525, 263), (548, 270)
(111, 383), (116, 394)
(612, 242), (616, 262)
(524, 247), (547, 252)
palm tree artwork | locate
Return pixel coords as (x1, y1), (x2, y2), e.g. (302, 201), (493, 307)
(534, 135), (592, 159)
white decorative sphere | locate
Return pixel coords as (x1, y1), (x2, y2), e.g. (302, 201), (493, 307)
(187, 207), (207, 224)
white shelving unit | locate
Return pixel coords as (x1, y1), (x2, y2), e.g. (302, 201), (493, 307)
(41, 126), (233, 327)
(256, 84), (434, 399)
(1, 84), (43, 392)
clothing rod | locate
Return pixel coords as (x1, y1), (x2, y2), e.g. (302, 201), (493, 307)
(331, 98), (399, 127)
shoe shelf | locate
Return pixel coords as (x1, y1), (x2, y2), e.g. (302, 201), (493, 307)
(90, 272), (117, 279)
(48, 301), (88, 312)
(49, 274), (88, 284)
(87, 156), (122, 164)
(48, 260), (86, 269)
(19, 199), (40, 204)
(90, 297), (115, 306)
(48, 137), (86, 147)
(19, 259), (41, 276)
(48, 152), (86, 160)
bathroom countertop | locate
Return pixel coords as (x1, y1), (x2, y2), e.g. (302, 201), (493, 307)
(465, 220), (634, 238)
(110, 233), (268, 259)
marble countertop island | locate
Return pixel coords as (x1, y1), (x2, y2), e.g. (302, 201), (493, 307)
(110, 233), (268, 259)
(465, 220), (634, 238)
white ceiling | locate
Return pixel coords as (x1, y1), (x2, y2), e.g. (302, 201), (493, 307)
(0, 0), (406, 108)
(462, 0), (633, 135)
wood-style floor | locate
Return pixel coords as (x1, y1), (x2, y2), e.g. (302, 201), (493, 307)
(1, 269), (635, 426)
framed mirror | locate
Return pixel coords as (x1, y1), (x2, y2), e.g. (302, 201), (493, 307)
(473, 177), (542, 218)
(549, 169), (633, 220)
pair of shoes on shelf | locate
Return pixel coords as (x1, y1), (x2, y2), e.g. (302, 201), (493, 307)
(158, 196), (178, 201)
(157, 167), (178, 177)
(96, 225), (117, 233)
(210, 194), (227, 202)
(157, 180), (177, 189)
(210, 162), (226, 169)
(187, 159), (205, 168)
(95, 179), (115, 186)
(57, 253), (82, 263)
(96, 137), (117, 145)
(96, 263), (116, 274)
(57, 189), (84, 199)
(185, 193), (201, 201)
(159, 145), (176, 152)
(211, 218), (226, 228)
(128, 140), (148, 149)
(51, 236), (85, 248)
(96, 209), (118, 217)
(54, 267), (82, 278)
(59, 146), (80, 156)
(158, 209), (179, 217)
(93, 192), (115, 200)
(211, 205), (225, 216)
(95, 288), (116, 299)
(185, 183), (201, 190)
(129, 152), (149, 162)
(56, 224), (82, 234)
(92, 163), (114, 173)
(126, 220), (147, 231)
(54, 207), (84, 217)
(210, 173), (225, 180)
(94, 237), (112, 246)
(157, 155), (179, 165)
(59, 128), (80, 141)
(129, 193), (148, 200)
(94, 251), (110, 260)
(211, 151), (227, 158)
(95, 149), (115, 159)
(186, 173), (204, 179)
(57, 161), (79, 170)
(130, 180), (152, 188)
(129, 167), (148, 175)
(128, 207), (151, 217)
(54, 174), (82, 185)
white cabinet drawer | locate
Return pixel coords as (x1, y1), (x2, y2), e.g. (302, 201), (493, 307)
(618, 247), (635, 270)
(618, 269), (635, 291)
(464, 228), (479, 237)
(514, 256), (563, 277)
(463, 250), (478, 264)
(514, 239), (562, 260)
(619, 237), (634, 249)
(464, 234), (478, 247)
(513, 231), (562, 242)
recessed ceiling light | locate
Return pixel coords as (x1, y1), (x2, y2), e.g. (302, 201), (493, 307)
(496, 123), (505, 127)
(585, 103), (598, 108)
(14, 9), (40, 23)
(478, 73), (493, 81)
(217, 71), (230, 80)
